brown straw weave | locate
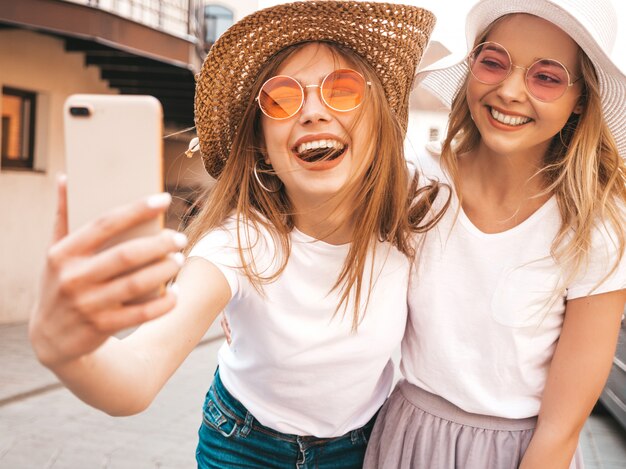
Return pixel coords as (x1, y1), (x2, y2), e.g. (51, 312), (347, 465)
(194, 0), (436, 178)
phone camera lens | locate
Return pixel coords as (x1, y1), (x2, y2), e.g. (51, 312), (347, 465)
(69, 106), (91, 117)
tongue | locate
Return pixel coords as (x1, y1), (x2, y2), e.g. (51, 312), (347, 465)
(297, 147), (344, 162)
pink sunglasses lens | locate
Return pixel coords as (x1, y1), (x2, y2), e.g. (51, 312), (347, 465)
(469, 43), (511, 84)
(526, 60), (570, 101)
(469, 42), (571, 101)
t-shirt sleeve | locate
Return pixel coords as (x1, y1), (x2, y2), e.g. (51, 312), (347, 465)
(188, 228), (241, 299)
(567, 219), (626, 300)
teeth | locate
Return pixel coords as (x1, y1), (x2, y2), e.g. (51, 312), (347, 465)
(296, 139), (344, 155)
(490, 108), (531, 126)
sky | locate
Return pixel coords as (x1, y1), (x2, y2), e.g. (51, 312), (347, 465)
(259, 0), (626, 70)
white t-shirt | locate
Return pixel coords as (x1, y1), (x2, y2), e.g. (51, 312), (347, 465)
(189, 218), (409, 437)
(402, 149), (626, 418)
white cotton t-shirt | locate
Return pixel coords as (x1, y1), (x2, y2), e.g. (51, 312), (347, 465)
(402, 149), (626, 419)
(189, 219), (409, 437)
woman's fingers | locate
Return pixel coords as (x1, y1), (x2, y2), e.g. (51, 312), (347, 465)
(61, 229), (187, 289)
(41, 289), (178, 363)
(31, 265), (179, 366)
(87, 289), (178, 334)
(52, 174), (69, 244)
(70, 253), (184, 312)
(51, 192), (172, 259)
(32, 190), (185, 366)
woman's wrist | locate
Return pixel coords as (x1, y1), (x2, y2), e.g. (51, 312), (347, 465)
(520, 423), (580, 469)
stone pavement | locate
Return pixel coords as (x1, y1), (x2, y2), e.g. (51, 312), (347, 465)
(1, 322), (625, 469)
(0, 322), (224, 469)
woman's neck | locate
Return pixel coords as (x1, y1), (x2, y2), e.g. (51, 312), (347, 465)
(461, 141), (548, 201)
(292, 198), (355, 245)
(456, 142), (552, 233)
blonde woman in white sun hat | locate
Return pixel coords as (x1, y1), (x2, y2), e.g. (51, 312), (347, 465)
(364, 0), (626, 468)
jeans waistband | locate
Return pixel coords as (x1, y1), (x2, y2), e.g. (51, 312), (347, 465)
(211, 369), (378, 443)
(212, 369), (251, 422)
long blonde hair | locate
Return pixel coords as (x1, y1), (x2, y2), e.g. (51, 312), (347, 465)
(441, 16), (626, 284)
(186, 41), (444, 329)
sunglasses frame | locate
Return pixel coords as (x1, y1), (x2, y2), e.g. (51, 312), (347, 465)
(467, 41), (582, 102)
(256, 68), (371, 120)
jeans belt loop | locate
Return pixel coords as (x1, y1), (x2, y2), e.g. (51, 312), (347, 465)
(240, 411), (254, 437)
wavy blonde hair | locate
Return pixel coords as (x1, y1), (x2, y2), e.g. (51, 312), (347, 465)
(185, 41), (445, 329)
(441, 16), (626, 285)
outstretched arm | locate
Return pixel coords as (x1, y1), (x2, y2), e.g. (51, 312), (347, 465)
(519, 289), (626, 469)
(29, 176), (230, 415)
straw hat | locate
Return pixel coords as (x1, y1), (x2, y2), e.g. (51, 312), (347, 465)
(416, 0), (626, 159)
(195, 1), (436, 178)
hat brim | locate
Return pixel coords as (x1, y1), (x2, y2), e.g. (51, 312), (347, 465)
(195, 1), (436, 178)
(415, 0), (626, 159)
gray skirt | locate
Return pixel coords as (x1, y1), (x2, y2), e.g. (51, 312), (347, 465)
(363, 380), (584, 469)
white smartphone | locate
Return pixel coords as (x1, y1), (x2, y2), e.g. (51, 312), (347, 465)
(64, 94), (164, 250)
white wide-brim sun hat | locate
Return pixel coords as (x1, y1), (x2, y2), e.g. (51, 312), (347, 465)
(416, 0), (626, 159)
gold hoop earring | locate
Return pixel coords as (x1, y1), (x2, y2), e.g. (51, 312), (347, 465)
(253, 160), (282, 193)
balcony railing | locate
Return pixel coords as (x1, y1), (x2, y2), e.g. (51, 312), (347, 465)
(61, 0), (204, 40)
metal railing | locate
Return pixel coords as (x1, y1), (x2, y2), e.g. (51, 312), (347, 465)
(62, 0), (205, 39)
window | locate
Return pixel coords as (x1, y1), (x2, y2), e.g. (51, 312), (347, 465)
(1, 88), (36, 170)
(204, 5), (233, 47)
(428, 127), (439, 142)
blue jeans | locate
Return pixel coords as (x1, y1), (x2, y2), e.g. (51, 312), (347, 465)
(196, 370), (377, 468)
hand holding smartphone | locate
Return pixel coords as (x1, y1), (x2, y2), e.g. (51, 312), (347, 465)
(30, 95), (181, 370)
(64, 94), (172, 304)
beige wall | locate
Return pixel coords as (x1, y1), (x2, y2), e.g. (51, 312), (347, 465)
(0, 29), (114, 323)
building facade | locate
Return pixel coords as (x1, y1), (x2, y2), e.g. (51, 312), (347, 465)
(0, 0), (260, 323)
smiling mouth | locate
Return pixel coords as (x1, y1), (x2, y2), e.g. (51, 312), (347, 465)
(489, 107), (532, 126)
(293, 139), (347, 163)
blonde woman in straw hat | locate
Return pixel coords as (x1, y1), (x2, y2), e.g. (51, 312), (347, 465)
(364, 0), (626, 468)
(29, 1), (442, 467)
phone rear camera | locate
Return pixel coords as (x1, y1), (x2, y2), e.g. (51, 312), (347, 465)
(69, 106), (91, 117)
